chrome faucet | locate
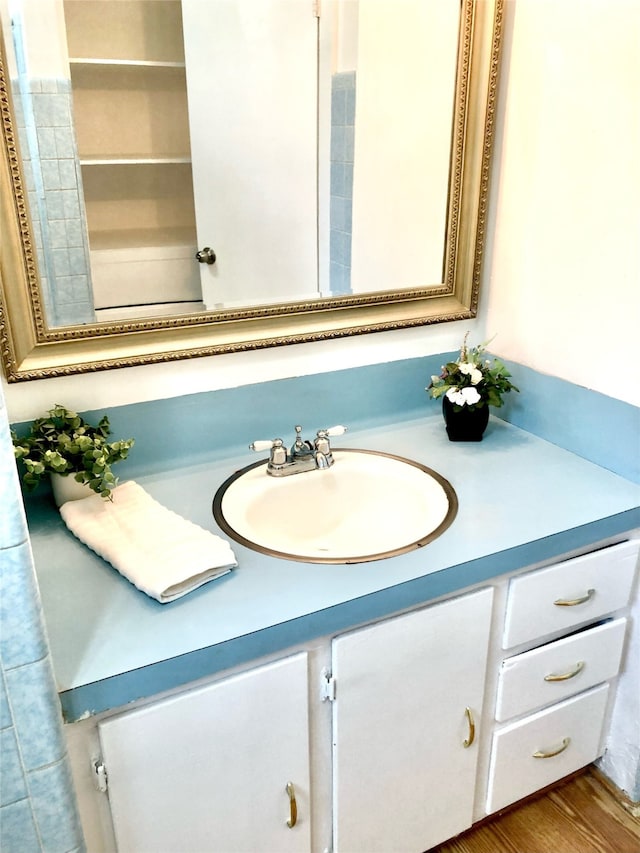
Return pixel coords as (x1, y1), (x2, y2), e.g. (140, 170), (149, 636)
(250, 424), (347, 477)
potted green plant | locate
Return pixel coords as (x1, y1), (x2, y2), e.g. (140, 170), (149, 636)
(12, 404), (134, 503)
(427, 334), (519, 441)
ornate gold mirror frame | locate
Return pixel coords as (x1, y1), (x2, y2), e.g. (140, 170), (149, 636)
(0, 0), (502, 382)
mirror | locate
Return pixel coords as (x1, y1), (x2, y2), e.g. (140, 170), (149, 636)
(0, 0), (503, 382)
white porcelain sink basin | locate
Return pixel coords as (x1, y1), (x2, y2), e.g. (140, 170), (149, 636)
(213, 449), (457, 563)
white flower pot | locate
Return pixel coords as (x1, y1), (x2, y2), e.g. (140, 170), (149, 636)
(51, 473), (94, 507)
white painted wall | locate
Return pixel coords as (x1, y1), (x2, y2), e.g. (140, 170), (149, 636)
(4, 0), (639, 418)
(2, 324), (476, 422)
(4, 0), (69, 78)
(484, 0), (640, 406)
(350, 0), (458, 290)
(331, 0), (358, 73)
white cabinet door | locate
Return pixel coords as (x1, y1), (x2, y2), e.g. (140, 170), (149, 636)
(98, 654), (311, 853)
(332, 588), (494, 853)
(181, 0), (319, 310)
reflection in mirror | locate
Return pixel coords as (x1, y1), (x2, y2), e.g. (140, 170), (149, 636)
(0, 0), (503, 381)
(5, 0), (459, 325)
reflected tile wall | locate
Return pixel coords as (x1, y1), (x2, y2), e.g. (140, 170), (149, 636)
(11, 70), (95, 327)
(0, 387), (85, 852)
(330, 71), (356, 295)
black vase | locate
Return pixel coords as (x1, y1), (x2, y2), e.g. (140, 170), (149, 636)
(442, 397), (490, 442)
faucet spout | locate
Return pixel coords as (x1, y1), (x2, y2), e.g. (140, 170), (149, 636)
(314, 451), (330, 470)
(291, 425), (313, 460)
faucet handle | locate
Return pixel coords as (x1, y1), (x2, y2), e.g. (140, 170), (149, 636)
(249, 439), (277, 452)
(250, 438), (287, 468)
(314, 425), (347, 464)
(317, 425), (347, 438)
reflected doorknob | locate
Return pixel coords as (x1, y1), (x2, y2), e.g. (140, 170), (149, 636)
(195, 246), (216, 264)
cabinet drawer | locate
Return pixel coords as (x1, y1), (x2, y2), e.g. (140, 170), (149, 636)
(486, 684), (609, 814)
(503, 540), (638, 648)
(496, 618), (626, 721)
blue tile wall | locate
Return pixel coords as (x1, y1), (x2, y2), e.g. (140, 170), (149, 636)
(330, 71), (356, 294)
(0, 727), (27, 805)
(0, 543), (48, 670)
(0, 387), (85, 852)
(8, 14), (94, 327)
(28, 761), (85, 853)
(0, 800), (41, 853)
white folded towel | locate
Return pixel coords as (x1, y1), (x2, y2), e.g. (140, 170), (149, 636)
(59, 480), (237, 603)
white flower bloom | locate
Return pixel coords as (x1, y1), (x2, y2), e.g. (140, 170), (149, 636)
(446, 386), (481, 406)
(458, 362), (483, 385)
(446, 388), (465, 405)
(460, 386), (481, 405)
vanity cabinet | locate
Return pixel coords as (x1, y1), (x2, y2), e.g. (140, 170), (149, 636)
(331, 588), (494, 853)
(485, 539), (639, 816)
(65, 539), (638, 853)
(97, 653), (311, 853)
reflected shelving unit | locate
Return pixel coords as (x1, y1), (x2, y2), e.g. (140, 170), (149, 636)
(63, 0), (203, 320)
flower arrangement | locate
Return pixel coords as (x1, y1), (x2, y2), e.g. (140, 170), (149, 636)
(427, 333), (519, 410)
(12, 404), (134, 500)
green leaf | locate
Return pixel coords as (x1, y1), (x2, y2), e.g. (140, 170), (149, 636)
(12, 405), (134, 499)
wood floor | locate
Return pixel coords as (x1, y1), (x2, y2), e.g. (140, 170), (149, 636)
(429, 769), (640, 853)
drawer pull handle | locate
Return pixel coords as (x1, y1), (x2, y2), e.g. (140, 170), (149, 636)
(463, 706), (475, 748)
(533, 737), (571, 759)
(285, 781), (297, 828)
(553, 589), (595, 607)
(544, 661), (585, 682)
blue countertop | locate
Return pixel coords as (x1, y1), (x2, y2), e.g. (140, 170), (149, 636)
(26, 414), (640, 722)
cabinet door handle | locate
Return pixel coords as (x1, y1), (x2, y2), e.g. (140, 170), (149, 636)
(195, 246), (216, 265)
(553, 589), (595, 607)
(285, 781), (297, 828)
(463, 706), (475, 748)
(533, 736), (571, 759)
(544, 660), (585, 682)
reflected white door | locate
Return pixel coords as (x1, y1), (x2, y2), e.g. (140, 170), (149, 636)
(181, 0), (319, 310)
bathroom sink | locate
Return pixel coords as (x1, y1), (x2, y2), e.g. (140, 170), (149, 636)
(212, 449), (458, 564)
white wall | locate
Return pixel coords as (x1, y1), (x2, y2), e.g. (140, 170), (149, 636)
(350, 0), (458, 290)
(2, 324), (477, 422)
(484, 0), (640, 406)
(3, 0), (69, 78)
(4, 0), (639, 421)
(331, 0), (358, 73)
